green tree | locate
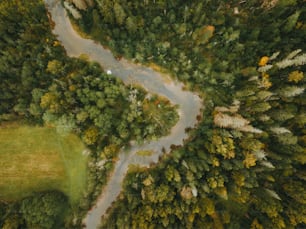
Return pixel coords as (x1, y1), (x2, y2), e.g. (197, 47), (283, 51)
(114, 3), (126, 25)
(21, 191), (68, 229)
(83, 126), (99, 145)
(2, 214), (23, 229)
(126, 16), (137, 33)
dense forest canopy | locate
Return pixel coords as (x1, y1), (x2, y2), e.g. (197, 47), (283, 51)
(0, 0), (305, 228)
(67, 0), (306, 228)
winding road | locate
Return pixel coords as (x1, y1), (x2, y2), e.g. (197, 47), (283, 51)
(45, 1), (202, 228)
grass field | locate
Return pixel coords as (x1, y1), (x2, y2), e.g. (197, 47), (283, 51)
(0, 124), (88, 205)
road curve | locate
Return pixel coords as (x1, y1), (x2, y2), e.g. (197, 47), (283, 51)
(45, 1), (202, 228)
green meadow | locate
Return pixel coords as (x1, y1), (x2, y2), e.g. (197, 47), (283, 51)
(0, 124), (88, 205)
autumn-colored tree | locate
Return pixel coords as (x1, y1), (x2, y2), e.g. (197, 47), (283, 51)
(83, 126), (99, 145)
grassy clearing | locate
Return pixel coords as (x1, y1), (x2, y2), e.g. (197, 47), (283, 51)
(0, 124), (87, 205)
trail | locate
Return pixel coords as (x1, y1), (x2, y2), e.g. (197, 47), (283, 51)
(45, 1), (202, 228)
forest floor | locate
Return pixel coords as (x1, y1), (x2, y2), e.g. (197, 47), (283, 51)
(0, 124), (88, 205)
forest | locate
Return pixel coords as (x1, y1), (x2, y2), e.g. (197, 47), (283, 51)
(0, 0), (178, 228)
(68, 0), (306, 228)
(0, 0), (305, 228)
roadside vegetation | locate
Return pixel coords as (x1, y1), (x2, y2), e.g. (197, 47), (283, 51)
(0, 0), (178, 228)
(69, 0), (306, 228)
